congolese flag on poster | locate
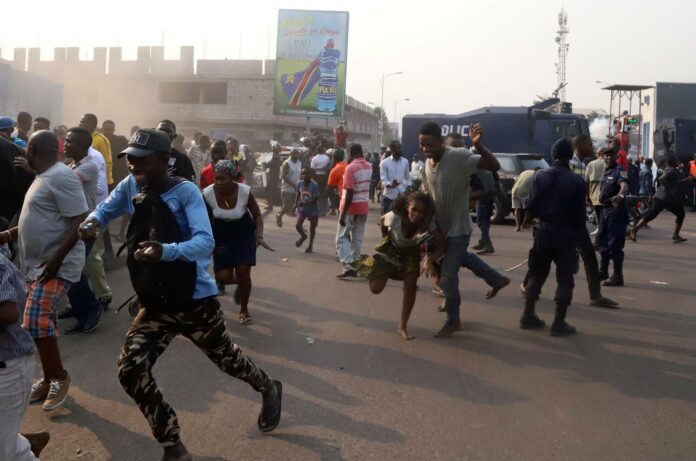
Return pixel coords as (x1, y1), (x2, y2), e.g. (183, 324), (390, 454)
(274, 9), (349, 118)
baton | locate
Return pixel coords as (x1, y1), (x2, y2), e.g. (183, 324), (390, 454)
(505, 259), (528, 272)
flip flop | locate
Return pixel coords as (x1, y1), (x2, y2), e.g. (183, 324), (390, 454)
(239, 313), (253, 325)
(258, 380), (282, 433)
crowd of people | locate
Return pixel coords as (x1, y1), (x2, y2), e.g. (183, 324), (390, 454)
(1, 109), (694, 460)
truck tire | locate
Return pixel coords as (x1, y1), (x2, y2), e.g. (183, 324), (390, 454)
(491, 196), (506, 224)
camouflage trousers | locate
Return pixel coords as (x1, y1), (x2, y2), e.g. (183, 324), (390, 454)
(117, 297), (270, 447)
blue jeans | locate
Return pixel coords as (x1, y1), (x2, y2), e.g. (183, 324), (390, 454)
(381, 196), (394, 216)
(66, 240), (101, 324)
(476, 199), (494, 241)
(440, 234), (507, 324)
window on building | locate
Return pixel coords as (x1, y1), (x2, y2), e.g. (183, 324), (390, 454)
(201, 82), (227, 104)
(273, 131), (285, 142)
(158, 82), (199, 104)
(291, 133), (300, 142)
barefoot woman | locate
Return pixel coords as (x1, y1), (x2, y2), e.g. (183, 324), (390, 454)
(203, 160), (272, 325)
(354, 192), (444, 340)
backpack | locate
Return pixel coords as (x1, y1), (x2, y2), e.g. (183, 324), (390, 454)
(117, 178), (197, 312)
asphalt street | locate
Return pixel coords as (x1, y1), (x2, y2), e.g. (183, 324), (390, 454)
(21, 205), (696, 460)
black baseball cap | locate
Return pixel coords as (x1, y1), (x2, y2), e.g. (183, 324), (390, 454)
(600, 146), (617, 156)
(118, 128), (171, 158)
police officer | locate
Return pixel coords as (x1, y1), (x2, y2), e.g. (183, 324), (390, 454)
(596, 147), (629, 286)
(521, 138), (586, 336)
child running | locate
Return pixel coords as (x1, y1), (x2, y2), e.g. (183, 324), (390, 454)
(353, 192), (445, 340)
(295, 167), (320, 253)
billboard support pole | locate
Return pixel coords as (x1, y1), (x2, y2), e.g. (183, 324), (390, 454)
(306, 116), (311, 136)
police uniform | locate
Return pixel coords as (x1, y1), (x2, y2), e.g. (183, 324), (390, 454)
(522, 138), (586, 336)
(596, 164), (629, 285)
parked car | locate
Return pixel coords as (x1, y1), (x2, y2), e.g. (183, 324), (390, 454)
(490, 153), (548, 224)
(251, 148), (307, 198)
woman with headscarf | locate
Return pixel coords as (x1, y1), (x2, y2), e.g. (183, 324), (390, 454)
(202, 160), (273, 325)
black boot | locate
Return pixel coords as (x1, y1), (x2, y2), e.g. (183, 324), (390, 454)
(472, 238), (485, 251)
(550, 304), (576, 337)
(520, 299), (545, 329)
(476, 238), (495, 255)
(603, 261), (624, 287)
(598, 255), (609, 281)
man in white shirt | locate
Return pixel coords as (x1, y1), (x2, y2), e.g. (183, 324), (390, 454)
(310, 144), (331, 215)
(88, 146), (109, 204)
(84, 144), (112, 309)
(379, 140), (411, 215)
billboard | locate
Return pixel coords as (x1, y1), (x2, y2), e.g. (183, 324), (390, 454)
(274, 9), (349, 118)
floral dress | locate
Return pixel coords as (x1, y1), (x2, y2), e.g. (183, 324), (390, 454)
(353, 211), (435, 281)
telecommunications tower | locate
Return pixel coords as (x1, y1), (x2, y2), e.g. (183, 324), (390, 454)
(554, 9), (569, 103)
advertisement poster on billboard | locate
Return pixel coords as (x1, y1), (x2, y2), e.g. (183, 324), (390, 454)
(274, 9), (349, 118)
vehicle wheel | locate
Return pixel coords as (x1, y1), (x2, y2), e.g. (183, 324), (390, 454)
(491, 196), (505, 224)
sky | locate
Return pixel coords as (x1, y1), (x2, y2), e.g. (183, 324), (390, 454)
(2, 0), (696, 121)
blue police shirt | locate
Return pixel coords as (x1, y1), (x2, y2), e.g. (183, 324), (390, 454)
(527, 161), (586, 231)
(599, 165), (628, 206)
(89, 175), (218, 300)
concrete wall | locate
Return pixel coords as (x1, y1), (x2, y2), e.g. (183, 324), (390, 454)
(4, 46), (379, 151)
(0, 59), (63, 126)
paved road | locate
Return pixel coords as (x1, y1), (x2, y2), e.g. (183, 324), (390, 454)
(22, 206), (696, 460)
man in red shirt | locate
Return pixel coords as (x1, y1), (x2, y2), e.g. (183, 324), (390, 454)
(327, 148), (347, 216)
(336, 144), (372, 278)
(333, 121), (348, 149)
(613, 139), (629, 171)
(199, 141), (228, 189)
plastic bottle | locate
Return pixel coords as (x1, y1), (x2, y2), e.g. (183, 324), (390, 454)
(316, 39), (340, 113)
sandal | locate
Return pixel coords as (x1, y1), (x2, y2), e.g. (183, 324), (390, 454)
(628, 228), (637, 242)
(239, 313), (253, 325)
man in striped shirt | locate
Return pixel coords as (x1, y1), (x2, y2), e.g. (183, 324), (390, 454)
(1, 225), (51, 460)
(336, 144), (372, 278)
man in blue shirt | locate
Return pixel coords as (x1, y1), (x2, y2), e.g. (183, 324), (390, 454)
(79, 129), (282, 461)
(596, 147), (630, 287)
(522, 139), (586, 336)
(294, 167), (320, 253)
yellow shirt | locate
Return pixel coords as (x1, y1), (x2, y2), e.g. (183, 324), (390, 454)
(92, 132), (113, 185)
(585, 158), (606, 206)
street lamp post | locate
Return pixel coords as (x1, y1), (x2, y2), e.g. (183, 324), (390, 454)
(379, 71), (403, 147)
(393, 98), (410, 124)
(367, 101), (380, 150)
(393, 98), (410, 141)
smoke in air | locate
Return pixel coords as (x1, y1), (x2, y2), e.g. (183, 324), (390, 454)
(589, 117), (611, 148)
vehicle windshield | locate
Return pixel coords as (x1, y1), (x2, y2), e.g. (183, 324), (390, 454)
(496, 156), (548, 174)
(497, 157), (517, 173)
(519, 158), (548, 171)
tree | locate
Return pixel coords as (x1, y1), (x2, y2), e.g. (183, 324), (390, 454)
(372, 106), (389, 125)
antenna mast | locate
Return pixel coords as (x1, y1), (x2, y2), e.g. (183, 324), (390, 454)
(554, 9), (569, 103)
